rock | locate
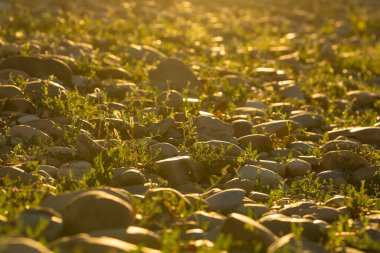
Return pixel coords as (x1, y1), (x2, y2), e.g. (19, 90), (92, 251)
(317, 170), (347, 185)
(96, 67), (131, 80)
(277, 81), (305, 100)
(25, 120), (63, 139)
(2, 98), (36, 113)
(0, 84), (24, 98)
(187, 211), (225, 231)
(289, 112), (323, 129)
(149, 58), (200, 91)
(15, 208), (63, 241)
(205, 188), (246, 213)
(127, 44), (166, 63)
(286, 158), (311, 177)
(347, 127), (380, 146)
(251, 120), (301, 138)
(148, 117), (175, 136)
(248, 191), (270, 202)
(0, 237), (53, 253)
(350, 166), (380, 185)
(280, 202), (342, 223)
(38, 165), (59, 178)
(58, 160), (92, 180)
(145, 187), (192, 212)
(16, 114), (40, 124)
(236, 203), (270, 219)
(347, 90), (379, 107)
(150, 142), (179, 160)
(10, 125), (51, 144)
(76, 133), (109, 163)
(193, 116), (234, 142)
(61, 190), (134, 235)
(46, 146), (77, 161)
(320, 140), (361, 154)
(154, 156), (202, 185)
(91, 226), (162, 249)
(238, 165), (283, 187)
(220, 213), (277, 248)
(157, 90), (183, 109)
(24, 80), (66, 100)
(238, 134), (273, 152)
(256, 160), (286, 177)
(195, 140), (243, 157)
(0, 133), (6, 148)
(111, 168), (146, 187)
(267, 233), (329, 253)
(0, 56), (72, 87)
(321, 150), (369, 171)
(288, 141), (315, 155)
(325, 195), (347, 208)
(232, 120), (253, 138)
(0, 69), (29, 83)
(0, 166), (38, 184)
(234, 107), (265, 117)
(49, 234), (159, 253)
(259, 214), (327, 242)
(221, 178), (254, 193)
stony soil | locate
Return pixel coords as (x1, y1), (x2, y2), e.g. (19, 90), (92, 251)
(0, 0), (379, 252)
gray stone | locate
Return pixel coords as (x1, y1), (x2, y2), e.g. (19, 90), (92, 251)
(267, 233), (329, 253)
(238, 134), (273, 152)
(0, 237), (53, 253)
(205, 188), (246, 213)
(321, 150), (369, 171)
(10, 125), (51, 144)
(286, 158), (311, 177)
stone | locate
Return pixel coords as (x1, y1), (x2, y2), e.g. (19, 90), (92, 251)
(0, 237), (53, 253)
(90, 226), (162, 249)
(347, 127), (380, 146)
(317, 170), (347, 185)
(280, 202), (342, 223)
(238, 134), (273, 152)
(150, 142), (179, 160)
(10, 125), (51, 144)
(325, 195), (347, 208)
(248, 191), (270, 202)
(149, 58), (200, 91)
(0, 133), (6, 148)
(157, 90), (183, 109)
(187, 211), (225, 231)
(2, 98), (36, 113)
(289, 112), (323, 129)
(321, 150), (369, 171)
(252, 120), (301, 138)
(154, 156), (203, 185)
(220, 213), (277, 248)
(256, 160), (286, 177)
(16, 114), (40, 124)
(277, 81), (304, 100)
(0, 84), (23, 98)
(221, 178), (254, 193)
(320, 140), (361, 154)
(0, 166), (38, 185)
(96, 67), (131, 80)
(46, 146), (77, 161)
(76, 133), (109, 163)
(0, 56), (72, 87)
(238, 165), (284, 187)
(267, 233), (329, 253)
(231, 120), (253, 138)
(350, 166), (380, 185)
(286, 158), (311, 177)
(347, 90), (379, 107)
(61, 190), (134, 235)
(111, 168), (146, 187)
(193, 116), (234, 142)
(38, 165), (59, 178)
(259, 214), (327, 242)
(49, 234), (159, 253)
(58, 160), (92, 180)
(195, 140), (243, 157)
(236, 203), (270, 219)
(127, 44), (167, 63)
(205, 188), (246, 213)
(24, 80), (66, 100)
(15, 208), (63, 241)
(288, 141), (315, 155)
(148, 117), (175, 136)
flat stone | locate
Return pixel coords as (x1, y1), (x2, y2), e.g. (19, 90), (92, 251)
(76, 133), (109, 163)
(238, 165), (284, 187)
(150, 142), (179, 160)
(267, 233), (329, 253)
(321, 150), (369, 171)
(154, 156), (203, 186)
(0, 84), (24, 98)
(320, 140), (361, 154)
(347, 127), (380, 146)
(2, 98), (36, 113)
(61, 190), (134, 235)
(58, 160), (92, 180)
(0, 56), (72, 87)
(127, 44), (166, 63)
(289, 112), (323, 129)
(205, 188), (246, 213)
(0, 237), (53, 253)
(0, 166), (38, 185)
(238, 134), (273, 152)
(252, 120), (301, 138)
(24, 80), (66, 100)
(196, 140), (243, 157)
(193, 116), (234, 142)
(232, 120), (253, 138)
(317, 170), (347, 185)
(220, 213), (277, 249)
(286, 158), (311, 177)
(350, 166), (380, 185)
(236, 203), (270, 219)
(256, 160), (286, 177)
(10, 125), (51, 144)
(149, 58), (200, 91)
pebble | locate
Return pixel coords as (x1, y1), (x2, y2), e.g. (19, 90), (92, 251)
(0, 84), (24, 98)
(24, 80), (66, 100)
(286, 158), (311, 177)
(321, 150), (370, 171)
(231, 119), (253, 138)
(10, 125), (51, 144)
(205, 188), (246, 213)
(193, 115), (235, 142)
(0, 166), (38, 185)
(238, 134), (273, 152)
(251, 120), (301, 138)
(238, 165), (284, 187)
(157, 90), (183, 109)
(267, 233), (329, 253)
(150, 142), (179, 160)
(111, 168), (146, 187)
(58, 160), (92, 180)
(0, 237), (53, 253)
(61, 190), (134, 235)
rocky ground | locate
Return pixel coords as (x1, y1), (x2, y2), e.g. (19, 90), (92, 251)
(0, 0), (380, 252)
